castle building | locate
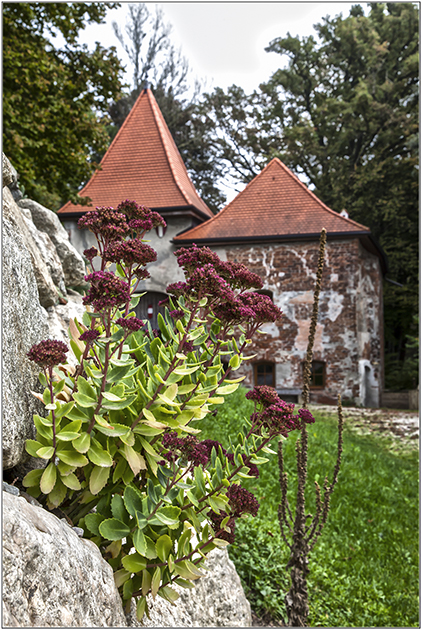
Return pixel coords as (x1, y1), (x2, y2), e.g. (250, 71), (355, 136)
(58, 88), (386, 407)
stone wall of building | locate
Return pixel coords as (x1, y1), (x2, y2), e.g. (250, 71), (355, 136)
(213, 238), (383, 407)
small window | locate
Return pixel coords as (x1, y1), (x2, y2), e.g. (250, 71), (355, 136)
(305, 361), (326, 389)
(254, 362), (275, 387)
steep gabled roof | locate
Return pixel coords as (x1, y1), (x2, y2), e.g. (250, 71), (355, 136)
(58, 88), (212, 219)
(174, 158), (370, 243)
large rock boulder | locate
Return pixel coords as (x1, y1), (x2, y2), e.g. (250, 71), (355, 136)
(4, 188), (58, 308)
(18, 198), (86, 287)
(2, 491), (127, 627)
(2, 196), (50, 469)
(127, 548), (252, 627)
(20, 205), (67, 296)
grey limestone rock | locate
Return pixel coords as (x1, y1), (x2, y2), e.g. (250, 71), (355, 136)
(21, 209), (67, 295)
(2, 152), (15, 187)
(2, 491), (128, 628)
(127, 548), (252, 627)
(3, 187), (59, 307)
(2, 198), (50, 469)
(18, 198), (86, 287)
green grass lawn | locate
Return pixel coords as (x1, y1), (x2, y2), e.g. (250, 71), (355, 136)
(197, 388), (419, 628)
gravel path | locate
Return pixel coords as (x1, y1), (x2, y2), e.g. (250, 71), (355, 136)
(310, 404), (419, 452)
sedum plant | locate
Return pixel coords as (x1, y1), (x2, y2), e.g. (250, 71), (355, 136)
(23, 200), (315, 620)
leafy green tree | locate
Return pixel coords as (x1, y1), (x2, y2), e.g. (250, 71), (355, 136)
(3, 2), (124, 209)
(202, 3), (419, 383)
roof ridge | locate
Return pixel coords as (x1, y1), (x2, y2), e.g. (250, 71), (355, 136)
(271, 158), (369, 232)
(147, 90), (191, 207)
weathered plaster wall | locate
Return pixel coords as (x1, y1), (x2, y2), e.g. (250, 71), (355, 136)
(220, 239), (383, 406)
(62, 216), (191, 294)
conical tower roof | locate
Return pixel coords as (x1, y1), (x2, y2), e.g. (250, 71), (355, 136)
(58, 88), (212, 219)
(174, 158), (369, 242)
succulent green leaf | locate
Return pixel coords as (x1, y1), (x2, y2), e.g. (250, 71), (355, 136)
(123, 443), (146, 476)
(133, 528), (147, 555)
(47, 477), (67, 507)
(73, 392), (97, 408)
(88, 443), (113, 467)
(54, 401), (74, 420)
(56, 431), (80, 442)
(57, 449), (88, 467)
(156, 534), (173, 562)
(122, 553), (147, 573)
(194, 466), (206, 495)
(141, 569), (152, 596)
(99, 518), (131, 541)
(136, 596), (147, 621)
(123, 485), (144, 517)
(111, 494), (129, 523)
(120, 429), (135, 446)
(40, 462), (57, 494)
(36, 446), (55, 459)
(114, 568), (131, 589)
(89, 465), (110, 495)
(216, 383), (240, 395)
(77, 376), (97, 400)
(101, 394), (137, 411)
(85, 512), (106, 536)
(72, 432), (91, 453)
(60, 472), (81, 490)
(151, 566), (161, 598)
(22, 467), (43, 488)
(155, 506), (181, 529)
(26, 439), (46, 457)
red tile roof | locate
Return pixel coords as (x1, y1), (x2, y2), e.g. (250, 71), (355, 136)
(58, 88), (212, 218)
(174, 158), (370, 243)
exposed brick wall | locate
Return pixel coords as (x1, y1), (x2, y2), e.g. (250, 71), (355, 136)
(214, 238), (383, 407)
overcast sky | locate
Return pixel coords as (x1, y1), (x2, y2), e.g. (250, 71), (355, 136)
(78, 2), (365, 94)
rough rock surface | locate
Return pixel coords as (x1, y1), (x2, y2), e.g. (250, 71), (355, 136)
(20, 206), (67, 295)
(2, 491), (127, 628)
(2, 200), (50, 469)
(2, 152), (14, 187)
(19, 198), (86, 287)
(127, 548), (252, 627)
(4, 187), (59, 307)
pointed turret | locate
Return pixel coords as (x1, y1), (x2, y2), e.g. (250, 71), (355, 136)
(58, 88), (212, 220)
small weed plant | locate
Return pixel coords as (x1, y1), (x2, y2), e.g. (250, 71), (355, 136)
(23, 200), (315, 620)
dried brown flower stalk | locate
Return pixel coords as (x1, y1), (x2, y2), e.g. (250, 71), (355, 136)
(278, 229), (344, 627)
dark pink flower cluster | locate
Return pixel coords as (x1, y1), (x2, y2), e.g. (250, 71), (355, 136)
(27, 340), (68, 368)
(104, 239), (157, 268)
(208, 511), (236, 543)
(79, 329), (100, 344)
(116, 317), (144, 332)
(166, 282), (188, 298)
(186, 264), (234, 302)
(246, 385), (314, 437)
(297, 408), (315, 424)
(213, 292), (282, 326)
(78, 207), (129, 240)
(260, 401), (301, 437)
(117, 200), (166, 231)
(227, 483), (260, 517)
(83, 271), (130, 312)
(162, 432), (209, 467)
(175, 245), (263, 292)
(246, 385), (281, 407)
(83, 247), (98, 262)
